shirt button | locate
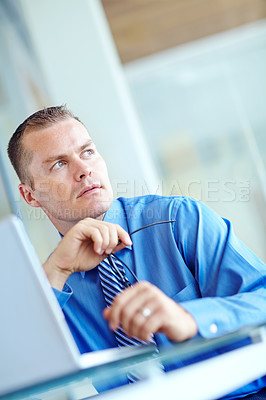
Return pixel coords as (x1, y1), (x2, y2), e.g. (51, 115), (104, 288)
(209, 323), (218, 334)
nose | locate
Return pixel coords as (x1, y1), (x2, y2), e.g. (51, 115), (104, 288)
(73, 158), (92, 181)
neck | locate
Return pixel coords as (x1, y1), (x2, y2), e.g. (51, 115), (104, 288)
(47, 212), (106, 236)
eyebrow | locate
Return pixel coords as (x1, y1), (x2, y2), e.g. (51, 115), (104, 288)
(42, 140), (94, 165)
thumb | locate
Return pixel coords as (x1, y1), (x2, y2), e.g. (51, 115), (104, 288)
(103, 307), (111, 320)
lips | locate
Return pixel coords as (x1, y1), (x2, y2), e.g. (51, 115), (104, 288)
(77, 183), (101, 198)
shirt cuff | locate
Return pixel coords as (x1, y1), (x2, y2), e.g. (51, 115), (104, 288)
(180, 298), (226, 339)
(52, 283), (73, 308)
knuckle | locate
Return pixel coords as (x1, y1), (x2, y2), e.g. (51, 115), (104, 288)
(143, 319), (154, 335)
(80, 217), (93, 227)
(76, 219), (86, 229)
(120, 308), (127, 320)
(157, 304), (166, 315)
(91, 227), (102, 238)
(100, 224), (109, 234)
(104, 222), (116, 233)
(132, 312), (141, 327)
(83, 217), (92, 222)
(139, 281), (152, 291)
(113, 292), (124, 307)
(139, 281), (149, 288)
(142, 325), (151, 337)
(137, 324), (150, 341)
(109, 228), (118, 241)
(109, 222), (117, 230)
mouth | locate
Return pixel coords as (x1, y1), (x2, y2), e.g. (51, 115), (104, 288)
(77, 183), (101, 198)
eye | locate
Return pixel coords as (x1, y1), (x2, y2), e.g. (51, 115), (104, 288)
(52, 160), (65, 170)
(82, 148), (95, 158)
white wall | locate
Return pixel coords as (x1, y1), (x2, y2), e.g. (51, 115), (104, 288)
(19, 0), (159, 197)
(125, 21), (266, 261)
(6, 0), (160, 260)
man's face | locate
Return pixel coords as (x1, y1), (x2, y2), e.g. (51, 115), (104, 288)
(20, 118), (113, 233)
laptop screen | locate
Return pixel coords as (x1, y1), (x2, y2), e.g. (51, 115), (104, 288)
(0, 215), (81, 396)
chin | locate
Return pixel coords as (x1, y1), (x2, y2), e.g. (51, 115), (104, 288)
(92, 201), (112, 219)
(80, 199), (112, 220)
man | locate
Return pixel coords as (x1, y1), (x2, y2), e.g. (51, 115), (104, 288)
(8, 105), (266, 398)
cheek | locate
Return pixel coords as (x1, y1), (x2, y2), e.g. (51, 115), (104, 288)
(95, 159), (109, 180)
(33, 179), (53, 203)
(34, 179), (73, 202)
(53, 183), (73, 200)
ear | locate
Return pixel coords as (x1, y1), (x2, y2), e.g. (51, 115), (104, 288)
(18, 183), (41, 208)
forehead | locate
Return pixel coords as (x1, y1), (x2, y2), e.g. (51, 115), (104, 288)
(23, 118), (92, 158)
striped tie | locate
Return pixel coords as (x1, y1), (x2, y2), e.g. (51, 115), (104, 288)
(98, 255), (150, 347)
(98, 255), (160, 382)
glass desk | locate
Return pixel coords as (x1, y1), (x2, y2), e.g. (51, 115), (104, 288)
(1, 323), (266, 400)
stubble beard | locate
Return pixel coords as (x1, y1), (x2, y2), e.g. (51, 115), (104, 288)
(43, 197), (113, 226)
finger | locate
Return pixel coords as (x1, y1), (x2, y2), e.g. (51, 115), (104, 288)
(82, 224), (115, 257)
(106, 281), (154, 331)
(89, 227), (104, 255)
(120, 290), (156, 335)
(126, 299), (157, 340)
(79, 219), (113, 255)
(95, 222), (130, 255)
(115, 224), (132, 247)
(112, 242), (127, 254)
(103, 306), (111, 320)
(134, 308), (164, 341)
(97, 224), (111, 254)
(126, 311), (152, 342)
(74, 219), (106, 255)
(78, 219), (131, 255)
(105, 285), (137, 330)
(104, 224), (119, 255)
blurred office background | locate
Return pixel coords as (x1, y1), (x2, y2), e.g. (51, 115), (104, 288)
(0, 0), (265, 262)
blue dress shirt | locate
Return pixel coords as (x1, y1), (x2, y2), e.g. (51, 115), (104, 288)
(53, 195), (266, 398)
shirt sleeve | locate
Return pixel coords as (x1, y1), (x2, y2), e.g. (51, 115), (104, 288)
(173, 197), (266, 338)
(52, 283), (73, 309)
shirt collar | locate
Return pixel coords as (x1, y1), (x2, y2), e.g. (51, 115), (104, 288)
(102, 199), (132, 251)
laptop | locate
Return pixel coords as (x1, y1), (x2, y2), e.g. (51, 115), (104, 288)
(0, 215), (154, 397)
